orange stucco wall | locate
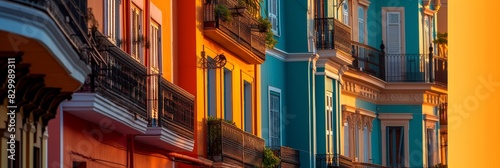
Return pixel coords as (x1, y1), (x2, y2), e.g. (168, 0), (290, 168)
(59, 113), (173, 168)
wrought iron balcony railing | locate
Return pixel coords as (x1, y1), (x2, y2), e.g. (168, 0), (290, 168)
(159, 77), (195, 140)
(269, 146), (301, 168)
(351, 42), (448, 85)
(203, 0), (266, 61)
(352, 162), (389, 168)
(316, 154), (353, 168)
(78, 31), (148, 120)
(9, 0), (100, 64)
(207, 119), (265, 167)
(315, 18), (352, 55)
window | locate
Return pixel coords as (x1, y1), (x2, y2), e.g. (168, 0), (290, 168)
(342, 106), (375, 162)
(244, 81), (252, 133)
(207, 59), (216, 117)
(342, 1), (349, 25)
(224, 68), (233, 121)
(358, 6), (365, 43)
(34, 147), (40, 168)
(131, 5), (142, 62)
(386, 126), (404, 167)
(269, 0), (279, 35)
(149, 21), (160, 121)
(105, 0), (119, 43)
(343, 121), (350, 156)
(384, 10), (404, 81)
(72, 161), (87, 168)
(379, 113), (411, 167)
(150, 21), (160, 70)
(269, 87), (281, 147)
(326, 92), (333, 154)
(427, 129), (434, 167)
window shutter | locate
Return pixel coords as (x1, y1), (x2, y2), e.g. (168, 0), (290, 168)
(343, 2), (349, 25)
(386, 12), (401, 54)
(269, 0), (278, 34)
(358, 7), (364, 43)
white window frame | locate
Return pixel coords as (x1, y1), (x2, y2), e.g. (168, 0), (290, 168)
(149, 20), (160, 119)
(379, 113), (412, 167)
(326, 92), (334, 154)
(268, 0), (280, 36)
(342, 0), (349, 25)
(358, 6), (365, 44)
(131, 4), (143, 63)
(268, 86), (282, 147)
(425, 114), (439, 168)
(105, 0), (119, 43)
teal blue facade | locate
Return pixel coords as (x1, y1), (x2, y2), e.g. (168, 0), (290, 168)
(260, 0), (446, 167)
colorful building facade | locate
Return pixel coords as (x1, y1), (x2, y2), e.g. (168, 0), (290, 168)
(260, 0), (447, 167)
(44, 0), (204, 167)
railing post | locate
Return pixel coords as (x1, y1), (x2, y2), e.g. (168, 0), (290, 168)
(429, 45), (434, 83)
(380, 41), (386, 81)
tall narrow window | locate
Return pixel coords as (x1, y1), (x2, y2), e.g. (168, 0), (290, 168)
(105, 0), (119, 43)
(358, 6), (365, 43)
(427, 129), (434, 167)
(387, 126), (405, 167)
(385, 11), (403, 81)
(207, 58), (216, 117)
(363, 126), (370, 162)
(270, 90), (281, 146)
(131, 5), (142, 63)
(244, 81), (252, 133)
(224, 68), (233, 121)
(344, 121), (350, 157)
(149, 21), (160, 121)
(342, 1), (349, 25)
(269, 0), (279, 35)
(326, 92), (333, 154)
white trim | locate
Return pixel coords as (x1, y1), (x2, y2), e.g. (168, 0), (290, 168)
(0, 2), (91, 84)
(265, 49), (286, 61)
(268, 86), (282, 146)
(357, 108), (376, 118)
(380, 119), (411, 167)
(424, 114), (439, 122)
(378, 113), (413, 120)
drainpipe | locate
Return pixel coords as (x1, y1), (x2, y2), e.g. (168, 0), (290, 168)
(308, 35), (319, 168)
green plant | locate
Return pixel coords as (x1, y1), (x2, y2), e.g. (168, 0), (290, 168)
(433, 32), (448, 57)
(238, 0), (262, 17)
(257, 17), (272, 32)
(265, 29), (277, 48)
(262, 147), (280, 168)
(207, 116), (235, 125)
(215, 4), (232, 22)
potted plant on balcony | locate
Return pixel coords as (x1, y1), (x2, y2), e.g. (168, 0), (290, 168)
(87, 8), (99, 38)
(263, 147), (280, 168)
(215, 4), (232, 22)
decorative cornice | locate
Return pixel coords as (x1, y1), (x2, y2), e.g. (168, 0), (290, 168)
(378, 113), (413, 120)
(342, 105), (376, 132)
(424, 114), (439, 122)
(378, 92), (424, 105)
(265, 48), (287, 61)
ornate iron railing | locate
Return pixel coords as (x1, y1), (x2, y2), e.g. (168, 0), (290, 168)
(351, 43), (448, 85)
(159, 77), (195, 139)
(315, 18), (352, 55)
(316, 154), (353, 168)
(207, 119), (265, 167)
(353, 162), (388, 168)
(78, 31), (148, 120)
(9, 0), (101, 64)
(203, 0), (266, 60)
(269, 146), (301, 168)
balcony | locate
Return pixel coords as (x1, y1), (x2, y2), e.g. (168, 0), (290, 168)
(316, 154), (353, 168)
(269, 146), (301, 168)
(351, 42), (448, 85)
(78, 30), (148, 120)
(352, 162), (389, 168)
(7, 0), (98, 64)
(315, 18), (352, 55)
(207, 119), (265, 167)
(203, 0), (266, 64)
(159, 77), (195, 140)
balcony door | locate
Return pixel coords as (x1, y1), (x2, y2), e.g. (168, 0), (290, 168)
(386, 126), (405, 168)
(385, 11), (404, 81)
